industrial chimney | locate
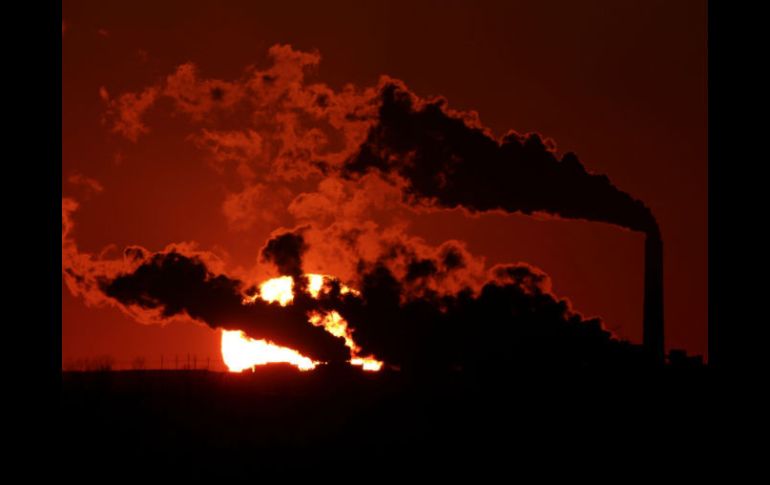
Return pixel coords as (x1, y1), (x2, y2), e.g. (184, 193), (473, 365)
(643, 228), (665, 364)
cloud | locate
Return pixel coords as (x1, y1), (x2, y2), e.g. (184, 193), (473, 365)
(103, 86), (160, 142)
(193, 129), (263, 178)
(67, 173), (104, 194)
(62, 198), (125, 308)
(221, 183), (284, 231)
(62, 198), (231, 325)
(102, 44), (377, 188)
(163, 63), (247, 120)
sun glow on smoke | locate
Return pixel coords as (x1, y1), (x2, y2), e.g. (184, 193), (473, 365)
(222, 274), (381, 372)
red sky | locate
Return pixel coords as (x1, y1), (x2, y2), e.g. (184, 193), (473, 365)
(62, 0), (707, 370)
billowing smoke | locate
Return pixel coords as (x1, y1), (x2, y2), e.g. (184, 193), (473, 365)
(63, 207), (348, 361)
(65, 198), (655, 370)
(344, 81), (659, 236)
(101, 249), (349, 362)
(63, 45), (686, 371)
(300, 238), (650, 371)
(260, 228), (308, 279)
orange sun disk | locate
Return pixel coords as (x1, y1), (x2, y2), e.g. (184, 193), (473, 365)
(221, 274), (382, 373)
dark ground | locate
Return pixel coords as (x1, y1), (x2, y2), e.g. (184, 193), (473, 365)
(61, 365), (719, 479)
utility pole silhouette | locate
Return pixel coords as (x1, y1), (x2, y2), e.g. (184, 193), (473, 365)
(207, 356), (210, 370)
(193, 355), (197, 370)
(643, 229), (665, 365)
(175, 355), (178, 370)
(161, 355), (164, 370)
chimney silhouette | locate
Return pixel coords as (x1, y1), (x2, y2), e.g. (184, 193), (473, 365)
(643, 229), (665, 364)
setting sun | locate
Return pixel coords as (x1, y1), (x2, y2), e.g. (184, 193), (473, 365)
(227, 274), (383, 372)
(221, 330), (317, 372)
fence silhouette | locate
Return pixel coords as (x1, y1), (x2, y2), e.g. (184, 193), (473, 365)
(62, 355), (218, 372)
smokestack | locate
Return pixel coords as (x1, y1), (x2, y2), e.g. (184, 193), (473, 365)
(643, 229), (664, 364)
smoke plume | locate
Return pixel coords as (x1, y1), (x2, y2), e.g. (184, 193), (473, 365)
(260, 228), (309, 279)
(101, 250), (349, 362)
(344, 81), (659, 236)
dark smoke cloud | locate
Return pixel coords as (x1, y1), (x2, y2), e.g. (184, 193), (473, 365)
(72, 209), (666, 371)
(344, 82), (659, 235)
(311, 257), (652, 372)
(100, 250), (349, 362)
(260, 228), (309, 278)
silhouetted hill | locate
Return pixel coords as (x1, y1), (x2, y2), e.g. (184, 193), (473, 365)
(60, 366), (714, 479)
